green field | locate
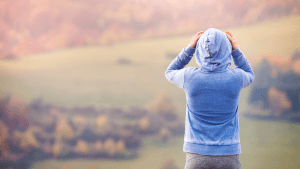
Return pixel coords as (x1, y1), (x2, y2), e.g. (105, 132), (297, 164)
(1, 15), (300, 169)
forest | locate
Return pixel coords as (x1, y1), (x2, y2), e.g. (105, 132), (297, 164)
(248, 48), (300, 122)
(0, 90), (184, 168)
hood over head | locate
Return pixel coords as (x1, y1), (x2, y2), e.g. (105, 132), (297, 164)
(195, 28), (232, 72)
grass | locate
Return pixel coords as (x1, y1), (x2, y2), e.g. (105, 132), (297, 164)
(1, 15), (300, 113)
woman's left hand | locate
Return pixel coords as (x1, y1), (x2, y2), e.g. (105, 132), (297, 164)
(189, 31), (204, 48)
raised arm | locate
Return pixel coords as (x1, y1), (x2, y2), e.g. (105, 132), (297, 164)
(226, 31), (255, 88)
(165, 31), (204, 88)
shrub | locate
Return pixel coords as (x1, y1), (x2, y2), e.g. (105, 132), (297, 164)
(139, 117), (150, 131)
(104, 138), (116, 157)
(116, 139), (126, 155)
(147, 90), (176, 114)
(0, 120), (9, 159)
(55, 119), (75, 141)
(75, 140), (89, 155)
(159, 127), (171, 143)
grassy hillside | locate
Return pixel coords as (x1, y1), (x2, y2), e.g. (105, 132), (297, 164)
(0, 15), (300, 117)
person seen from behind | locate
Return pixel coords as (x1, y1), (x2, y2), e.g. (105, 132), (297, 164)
(165, 28), (255, 169)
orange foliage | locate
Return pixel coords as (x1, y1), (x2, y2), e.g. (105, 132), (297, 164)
(75, 140), (89, 155)
(292, 60), (300, 75)
(255, 52), (294, 78)
(12, 126), (41, 152)
(104, 138), (116, 157)
(0, 120), (9, 159)
(116, 140), (126, 154)
(139, 117), (150, 131)
(94, 140), (103, 153)
(55, 119), (74, 141)
(147, 90), (176, 114)
(52, 142), (61, 157)
(3, 97), (29, 131)
(21, 127), (40, 151)
(13, 39), (44, 56)
(264, 53), (291, 72)
(159, 127), (171, 142)
(268, 87), (292, 116)
(1, 0), (298, 59)
(95, 115), (108, 129)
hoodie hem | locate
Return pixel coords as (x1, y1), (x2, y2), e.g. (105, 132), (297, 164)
(183, 142), (241, 155)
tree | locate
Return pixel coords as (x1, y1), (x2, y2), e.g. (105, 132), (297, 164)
(75, 140), (89, 155)
(13, 126), (41, 153)
(1, 97), (29, 132)
(248, 58), (273, 108)
(147, 90), (176, 114)
(55, 118), (75, 142)
(159, 127), (171, 143)
(104, 138), (116, 157)
(0, 120), (9, 159)
(268, 87), (292, 117)
(116, 139), (126, 155)
(139, 117), (150, 131)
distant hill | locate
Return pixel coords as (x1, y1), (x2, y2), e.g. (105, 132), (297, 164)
(0, 0), (299, 59)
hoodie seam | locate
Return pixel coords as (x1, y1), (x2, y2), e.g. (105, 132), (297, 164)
(185, 141), (240, 146)
(199, 69), (229, 74)
(198, 29), (232, 73)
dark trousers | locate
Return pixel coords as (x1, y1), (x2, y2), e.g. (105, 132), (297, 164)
(185, 152), (242, 169)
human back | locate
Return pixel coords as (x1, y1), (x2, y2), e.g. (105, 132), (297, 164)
(184, 67), (243, 115)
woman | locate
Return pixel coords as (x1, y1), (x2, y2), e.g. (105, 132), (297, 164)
(165, 28), (255, 169)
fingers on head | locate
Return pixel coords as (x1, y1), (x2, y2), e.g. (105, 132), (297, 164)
(225, 30), (232, 34)
(225, 31), (232, 37)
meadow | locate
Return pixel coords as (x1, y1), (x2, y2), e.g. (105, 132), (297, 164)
(1, 15), (300, 169)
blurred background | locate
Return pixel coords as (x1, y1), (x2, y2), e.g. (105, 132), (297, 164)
(0, 0), (300, 168)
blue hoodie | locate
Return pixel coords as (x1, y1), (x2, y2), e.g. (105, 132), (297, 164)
(165, 28), (254, 155)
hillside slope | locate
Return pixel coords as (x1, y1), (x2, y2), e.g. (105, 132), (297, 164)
(0, 15), (299, 116)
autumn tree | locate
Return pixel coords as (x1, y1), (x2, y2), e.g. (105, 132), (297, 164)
(55, 118), (75, 142)
(0, 120), (9, 160)
(268, 87), (292, 116)
(51, 108), (75, 142)
(0, 96), (30, 162)
(94, 140), (103, 154)
(139, 117), (150, 132)
(12, 126), (41, 153)
(147, 90), (178, 122)
(0, 96), (29, 132)
(75, 140), (89, 155)
(93, 115), (110, 135)
(104, 138), (116, 157)
(159, 127), (172, 143)
(116, 139), (126, 155)
(248, 58), (273, 108)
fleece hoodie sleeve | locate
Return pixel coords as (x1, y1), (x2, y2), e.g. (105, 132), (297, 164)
(232, 48), (255, 88)
(165, 45), (195, 88)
